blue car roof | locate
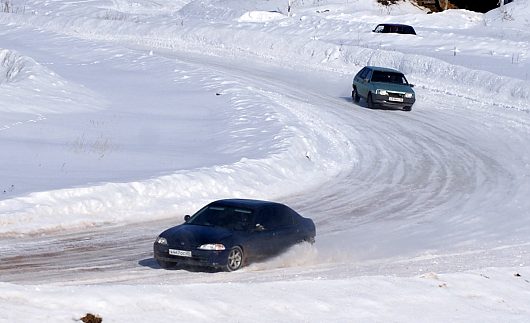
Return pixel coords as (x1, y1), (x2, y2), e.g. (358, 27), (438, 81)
(211, 199), (283, 210)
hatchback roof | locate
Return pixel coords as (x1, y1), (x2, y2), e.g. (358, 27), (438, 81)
(365, 66), (403, 74)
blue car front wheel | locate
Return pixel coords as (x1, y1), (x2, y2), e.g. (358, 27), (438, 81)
(225, 246), (244, 272)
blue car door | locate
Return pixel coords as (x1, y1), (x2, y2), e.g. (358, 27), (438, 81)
(256, 206), (305, 255)
(253, 207), (280, 256)
(265, 205), (300, 254)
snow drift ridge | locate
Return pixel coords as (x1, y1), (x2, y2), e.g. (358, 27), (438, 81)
(0, 49), (36, 83)
(1, 7), (528, 110)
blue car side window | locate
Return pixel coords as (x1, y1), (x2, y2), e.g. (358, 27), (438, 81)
(233, 209), (253, 231)
(257, 207), (275, 230)
(276, 205), (294, 228)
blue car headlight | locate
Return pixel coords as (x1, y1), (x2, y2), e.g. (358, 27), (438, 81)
(198, 243), (226, 251)
(375, 89), (388, 96)
(156, 236), (167, 245)
(405, 93), (414, 98)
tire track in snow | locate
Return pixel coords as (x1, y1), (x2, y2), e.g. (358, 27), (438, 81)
(2, 51), (529, 283)
(1, 7), (530, 281)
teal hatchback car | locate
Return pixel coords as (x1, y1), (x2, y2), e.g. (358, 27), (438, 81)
(352, 66), (415, 111)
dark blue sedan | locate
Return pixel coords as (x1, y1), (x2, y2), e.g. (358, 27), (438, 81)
(153, 199), (316, 271)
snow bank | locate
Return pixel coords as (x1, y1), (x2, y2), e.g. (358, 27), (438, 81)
(0, 0), (529, 234)
(1, 267), (529, 322)
(0, 78), (354, 236)
(0, 49), (104, 114)
(484, 0), (530, 28)
(237, 11), (286, 23)
(163, 26), (530, 109)
(1, 2), (527, 111)
(108, 0), (193, 14)
(0, 145), (341, 236)
(0, 49), (32, 83)
(179, 0), (289, 21)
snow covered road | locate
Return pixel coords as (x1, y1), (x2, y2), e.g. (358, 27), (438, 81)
(1, 46), (529, 285)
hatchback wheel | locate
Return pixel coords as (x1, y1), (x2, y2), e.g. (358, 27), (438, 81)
(367, 93), (376, 109)
(225, 246), (244, 272)
(352, 88), (360, 103)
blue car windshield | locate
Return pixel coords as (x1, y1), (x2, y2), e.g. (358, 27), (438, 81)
(371, 71), (407, 84)
(187, 205), (254, 231)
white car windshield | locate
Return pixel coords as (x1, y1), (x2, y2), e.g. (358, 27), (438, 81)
(371, 71), (407, 84)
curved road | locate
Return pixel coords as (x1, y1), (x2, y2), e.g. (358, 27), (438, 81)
(1, 49), (530, 285)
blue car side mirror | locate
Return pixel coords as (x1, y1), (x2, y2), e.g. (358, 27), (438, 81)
(184, 215), (191, 222)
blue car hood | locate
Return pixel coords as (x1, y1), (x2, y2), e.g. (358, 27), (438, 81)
(162, 224), (232, 248)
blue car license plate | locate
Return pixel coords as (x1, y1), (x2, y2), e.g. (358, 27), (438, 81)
(169, 249), (192, 257)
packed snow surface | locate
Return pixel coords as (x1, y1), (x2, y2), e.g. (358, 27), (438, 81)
(0, 0), (529, 322)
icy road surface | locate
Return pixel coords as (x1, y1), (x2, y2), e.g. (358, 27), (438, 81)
(1, 50), (529, 284)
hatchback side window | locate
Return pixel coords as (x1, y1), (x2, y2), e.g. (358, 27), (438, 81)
(365, 69), (373, 81)
(359, 68), (370, 80)
(356, 67), (366, 79)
